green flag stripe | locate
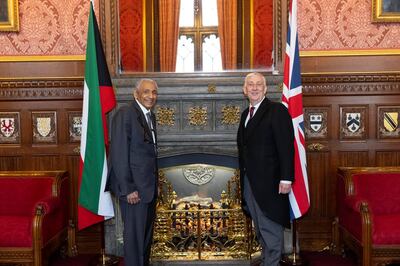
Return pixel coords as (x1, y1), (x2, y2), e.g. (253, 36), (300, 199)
(79, 5), (106, 213)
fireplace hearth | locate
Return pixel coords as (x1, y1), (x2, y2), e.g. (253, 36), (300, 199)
(151, 163), (257, 261)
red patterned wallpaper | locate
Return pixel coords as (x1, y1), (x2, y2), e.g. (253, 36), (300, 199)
(0, 0), (90, 56)
(253, 0), (274, 68)
(1, 0), (399, 60)
(298, 0), (400, 51)
(119, 0), (143, 72)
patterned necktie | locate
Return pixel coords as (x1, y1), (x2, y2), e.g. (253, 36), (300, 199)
(146, 112), (157, 153)
(146, 112), (153, 131)
(249, 106), (255, 120)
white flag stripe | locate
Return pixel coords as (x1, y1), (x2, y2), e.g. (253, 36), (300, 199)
(98, 155), (115, 217)
(288, 86), (302, 97)
(289, 193), (301, 218)
(80, 81), (90, 161)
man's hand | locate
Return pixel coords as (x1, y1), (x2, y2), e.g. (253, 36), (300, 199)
(279, 183), (292, 194)
(127, 191), (140, 204)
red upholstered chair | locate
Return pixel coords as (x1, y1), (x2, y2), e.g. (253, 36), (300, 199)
(0, 171), (75, 266)
(334, 167), (400, 266)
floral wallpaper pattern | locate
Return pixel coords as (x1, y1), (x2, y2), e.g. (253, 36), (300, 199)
(0, 0), (89, 56)
(0, 0), (399, 57)
(298, 0), (400, 50)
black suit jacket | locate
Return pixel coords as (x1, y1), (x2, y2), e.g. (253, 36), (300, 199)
(106, 100), (158, 203)
(237, 98), (294, 228)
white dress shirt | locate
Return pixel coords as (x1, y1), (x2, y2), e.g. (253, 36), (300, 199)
(135, 99), (156, 143)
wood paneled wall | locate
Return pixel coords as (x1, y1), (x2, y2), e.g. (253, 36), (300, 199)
(0, 78), (102, 254)
(1, 72), (399, 253)
(299, 73), (400, 250)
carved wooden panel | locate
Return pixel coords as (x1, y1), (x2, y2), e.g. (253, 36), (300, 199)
(338, 151), (369, 167)
(30, 155), (61, 170)
(376, 151), (400, 166)
(66, 155), (80, 233)
(0, 156), (22, 171)
(75, 224), (102, 254)
(301, 73), (400, 251)
(306, 152), (331, 217)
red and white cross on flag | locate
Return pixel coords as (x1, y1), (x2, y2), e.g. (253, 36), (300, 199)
(282, 0), (310, 219)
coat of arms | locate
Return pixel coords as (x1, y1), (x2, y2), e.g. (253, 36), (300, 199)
(309, 114), (323, 132)
(0, 112), (20, 144)
(72, 116), (82, 136)
(36, 117), (51, 137)
(383, 112), (398, 132)
(346, 113), (361, 133)
(1, 118), (15, 137)
(32, 112), (56, 143)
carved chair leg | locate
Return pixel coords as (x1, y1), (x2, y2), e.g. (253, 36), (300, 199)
(331, 217), (341, 255)
(67, 219), (78, 257)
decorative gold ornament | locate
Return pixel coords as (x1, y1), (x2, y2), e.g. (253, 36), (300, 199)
(307, 143), (325, 151)
(279, 82), (283, 92)
(221, 106), (240, 125)
(183, 165), (215, 185)
(208, 84), (216, 93)
(156, 107), (175, 126)
(188, 106), (207, 126)
(151, 169), (259, 261)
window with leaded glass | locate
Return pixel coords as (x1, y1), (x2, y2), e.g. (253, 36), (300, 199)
(176, 0), (222, 72)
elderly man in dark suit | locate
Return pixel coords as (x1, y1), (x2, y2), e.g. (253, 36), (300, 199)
(237, 72), (294, 266)
(106, 79), (158, 266)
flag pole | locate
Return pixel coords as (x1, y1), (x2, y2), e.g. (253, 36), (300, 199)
(281, 220), (307, 266)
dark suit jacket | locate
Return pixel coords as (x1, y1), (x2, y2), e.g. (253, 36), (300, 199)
(237, 98), (294, 228)
(106, 100), (158, 203)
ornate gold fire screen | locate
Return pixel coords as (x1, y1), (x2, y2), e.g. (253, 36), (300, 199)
(151, 164), (260, 261)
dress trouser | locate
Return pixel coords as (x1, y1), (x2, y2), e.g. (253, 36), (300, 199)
(120, 197), (156, 266)
(243, 176), (284, 266)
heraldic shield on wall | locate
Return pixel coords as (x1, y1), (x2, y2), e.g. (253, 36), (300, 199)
(0, 112), (20, 144)
(68, 112), (82, 142)
(32, 111), (57, 144)
(304, 108), (329, 139)
(340, 106), (368, 140)
(378, 106), (400, 139)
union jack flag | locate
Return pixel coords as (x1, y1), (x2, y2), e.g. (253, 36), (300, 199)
(282, 0), (310, 219)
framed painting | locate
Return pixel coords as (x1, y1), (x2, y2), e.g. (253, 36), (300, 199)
(0, 0), (19, 31)
(372, 0), (400, 22)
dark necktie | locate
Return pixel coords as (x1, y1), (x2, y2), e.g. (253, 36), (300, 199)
(146, 112), (153, 131)
(249, 106), (255, 120)
(146, 112), (157, 154)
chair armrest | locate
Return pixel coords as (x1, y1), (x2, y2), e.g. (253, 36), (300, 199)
(344, 195), (368, 213)
(338, 195), (371, 242)
(33, 196), (68, 245)
(33, 197), (62, 216)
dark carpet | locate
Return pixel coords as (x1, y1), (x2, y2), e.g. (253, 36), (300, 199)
(50, 251), (357, 266)
(301, 251), (355, 266)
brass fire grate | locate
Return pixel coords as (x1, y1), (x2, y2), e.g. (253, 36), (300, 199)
(151, 168), (260, 261)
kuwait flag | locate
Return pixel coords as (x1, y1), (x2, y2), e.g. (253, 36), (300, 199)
(78, 2), (116, 230)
